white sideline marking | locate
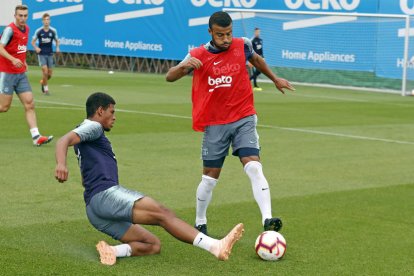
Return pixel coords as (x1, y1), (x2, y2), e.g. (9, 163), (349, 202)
(283, 15), (357, 30)
(260, 124), (414, 145)
(35, 100), (414, 146)
(105, 7), (164, 22)
(398, 27), (414, 37)
(189, 12), (255, 27)
(33, 5), (84, 20)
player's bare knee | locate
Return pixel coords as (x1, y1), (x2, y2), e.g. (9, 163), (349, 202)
(24, 102), (35, 111)
(150, 241), (161, 255)
(0, 104), (10, 112)
(157, 205), (176, 224)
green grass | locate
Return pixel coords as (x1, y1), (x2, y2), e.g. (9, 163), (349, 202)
(1, 67), (414, 275)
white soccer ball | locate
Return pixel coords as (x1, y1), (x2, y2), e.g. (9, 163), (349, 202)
(255, 231), (287, 261)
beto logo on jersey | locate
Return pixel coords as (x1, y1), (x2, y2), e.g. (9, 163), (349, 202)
(17, 44), (27, 54)
(208, 62), (241, 92)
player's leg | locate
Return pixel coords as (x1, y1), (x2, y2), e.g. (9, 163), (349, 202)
(87, 186), (160, 265)
(0, 93), (13, 112)
(95, 223), (161, 265)
(47, 55), (54, 80)
(233, 115), (282, 231)
(41, 65), (49, 94)
(0, 72), (15, 112)
(120, 224), (161, 256)
(48, 68), (53, 80)
(16, 74), (53, 145)
(132, 196), (244, 261)
(195, 125), (231, 234)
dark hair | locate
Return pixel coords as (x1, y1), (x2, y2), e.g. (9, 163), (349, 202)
(209, 11), (232, 29)
(42, 13), (50, 19)
(86, 92), (115, 118)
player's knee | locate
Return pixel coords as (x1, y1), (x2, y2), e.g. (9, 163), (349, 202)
(0, 103), (11, 112)
(157, 205), (176, 224)
(150, 241), (161, 255)
(24, 101), (35, 111)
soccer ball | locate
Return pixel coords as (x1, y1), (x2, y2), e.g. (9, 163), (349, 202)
(255, 231), (287, 261)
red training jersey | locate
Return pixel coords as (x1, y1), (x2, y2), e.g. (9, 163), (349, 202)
(0, 23), (29, 74)
(190, 38), (256, 132)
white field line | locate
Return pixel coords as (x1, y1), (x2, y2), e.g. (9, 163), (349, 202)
(34, 100), (414, 145)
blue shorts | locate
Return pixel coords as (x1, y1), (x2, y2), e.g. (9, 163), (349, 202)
(201, 114), (260, 160)
(0, 72), (32, 95)
(86, 185), (145, 241)
(38, 54), (55, 68)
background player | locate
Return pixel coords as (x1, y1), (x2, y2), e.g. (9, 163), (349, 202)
(31, 13), (60, 95)
(55, 92), (244, 265)
(166, 11), (294, 235)
(0, 5), (53, 146)
(249, 27), (264, 91)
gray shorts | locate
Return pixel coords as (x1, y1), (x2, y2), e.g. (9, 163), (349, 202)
(86, 185), (145, 241)
(38, 54), (55, 68)
(0, 72), (32, 95)
(201, 115), (260, 160)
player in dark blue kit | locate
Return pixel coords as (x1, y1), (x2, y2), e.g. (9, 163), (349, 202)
(249, 28), (264, 91)
(54, 92), (243, 266)
(31, 13), (60, 95)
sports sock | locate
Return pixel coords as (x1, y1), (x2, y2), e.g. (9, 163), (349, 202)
(30, 128), (40, 139)
(195, 175), (218, 226)
(193, 232), (217, 254)
(244, 161), (272, 225)
(44, 85), (49, 92)
(111, 244), (132, 257)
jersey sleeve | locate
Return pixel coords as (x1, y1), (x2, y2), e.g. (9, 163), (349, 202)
(0, 27), (13, 46)
(73, 120), (103, 142)
(180, 53), (191, 63)
(242, 37), (254, 61)
(50, 27), (59, 40)
(32, 27), (41, 40)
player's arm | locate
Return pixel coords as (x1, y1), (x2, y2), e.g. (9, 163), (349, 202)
(31, 38), (40, 53)
(53, 28), (60, 53)
(249, 52), (295, 94)
(55, 38), (60, 53)
(0, 27), (24, 68)
(55, 131), (80, 183)
(31, 30), (41, 54)
(166, 54), (203, 82)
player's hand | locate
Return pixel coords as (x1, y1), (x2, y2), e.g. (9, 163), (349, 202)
(182, 57), (203, 70)
(55, 164), (69, 183)
(35, 47), (41, 54)
(274, 78), (295, 94)
(247, 62), (253, 68)
(12, 58), (24, 68)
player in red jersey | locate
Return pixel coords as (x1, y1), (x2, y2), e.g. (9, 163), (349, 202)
(0, 5), (53, 146)
(166, 11), (295, 235)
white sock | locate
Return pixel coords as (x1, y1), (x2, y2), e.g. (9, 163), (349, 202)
(244, 161), (272, 225)
(193, 232), (219, 256)
(44, 85), (49, 91)
(111, 244), (132, 257)
(195, 175), (218, 226)
(30, 128), (40, 139)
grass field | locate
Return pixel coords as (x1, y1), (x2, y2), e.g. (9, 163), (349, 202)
(1, 67), (414, 275)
